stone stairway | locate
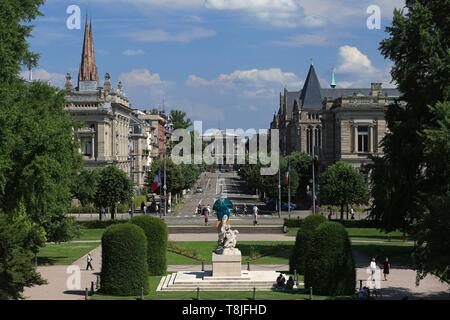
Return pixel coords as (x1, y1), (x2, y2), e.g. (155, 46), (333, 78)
(157, 271), (304, 292)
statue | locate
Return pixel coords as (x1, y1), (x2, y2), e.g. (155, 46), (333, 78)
(215, 214), (239, 254)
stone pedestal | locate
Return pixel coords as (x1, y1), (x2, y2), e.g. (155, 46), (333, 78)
(211, 249), (242, 277)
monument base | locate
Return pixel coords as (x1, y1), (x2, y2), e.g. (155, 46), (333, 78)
(212, 249), (242, 277)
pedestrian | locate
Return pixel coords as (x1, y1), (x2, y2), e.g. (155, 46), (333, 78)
(252, 205), (258, 226)
(383, 257), (391, 281)
(350, 207), (354, 219)
(86, 253), (94, 271)
(140, 201), (145, 213)
(197, 204), (202, 215)
(202, 205), (209, 225)
(101, 207), (106, 218)
(243, 204), (248, 215)
(328, 211), (332, 220)
(369, 257), (377, 282)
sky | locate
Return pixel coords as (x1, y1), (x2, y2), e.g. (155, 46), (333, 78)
(25, 0), (404, 130)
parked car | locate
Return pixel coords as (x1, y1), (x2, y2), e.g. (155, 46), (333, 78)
(196, 186), (203, 193)
(281, 202), (297, 211)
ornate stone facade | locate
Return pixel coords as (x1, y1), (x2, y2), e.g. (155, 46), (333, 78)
(65, 17), (156, 191)
(271, 64), (400, 171)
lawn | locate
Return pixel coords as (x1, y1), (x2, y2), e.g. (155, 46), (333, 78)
(37, 242), (100, 265)
(76, 228), (104, 241)
(286, 227), (407, 240)
(167, 241), (293, 265)
(92, 276), (343, 300)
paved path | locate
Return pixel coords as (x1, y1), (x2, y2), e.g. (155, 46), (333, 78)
(167, 264), (289, 272)
(23, 246), (102, 300)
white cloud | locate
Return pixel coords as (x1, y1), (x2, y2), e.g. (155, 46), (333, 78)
(187, 68), (302, 97)
(120, 69), (165, 87)
(122, 49), (145, 56)
(20, 69), (66, 87)
(205, 0), (326, 28)
(126, 28), (216, 43)
(336, 45), (376, 74)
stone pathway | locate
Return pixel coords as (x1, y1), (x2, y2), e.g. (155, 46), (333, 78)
(23, 246), (102, 300)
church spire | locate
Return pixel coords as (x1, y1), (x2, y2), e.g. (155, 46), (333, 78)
(299, 63), (323, 109)
(78, 15), (99, 86)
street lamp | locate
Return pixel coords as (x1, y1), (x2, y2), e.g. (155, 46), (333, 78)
(311, 146), (319, 214)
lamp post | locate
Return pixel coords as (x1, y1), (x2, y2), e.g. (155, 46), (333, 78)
(311, 146), (319, 214)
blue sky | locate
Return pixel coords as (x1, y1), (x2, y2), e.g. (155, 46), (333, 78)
(26, 0), (404, 130)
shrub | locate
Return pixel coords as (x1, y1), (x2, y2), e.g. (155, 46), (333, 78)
(289, 215), (327, 274)
(131, 215), (168, 276)
(304, 222), (356, 296)
(100, 223), (149, 296)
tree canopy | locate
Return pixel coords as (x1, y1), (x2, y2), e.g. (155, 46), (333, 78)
(319, 161), (369, 219)
(371, 0), (450, 281)
(94, 166), (133, 220)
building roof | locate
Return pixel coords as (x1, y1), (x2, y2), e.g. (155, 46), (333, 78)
(299, 64), (323, 109)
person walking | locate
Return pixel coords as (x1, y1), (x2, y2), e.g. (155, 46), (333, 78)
(243, 204), (248, 215)
(202, 205), (210, 226)
(86, 253), (94, 271)
(140, 201), (145, 213)
(252, 205), (258, 226)
(383, 257), (391, 281)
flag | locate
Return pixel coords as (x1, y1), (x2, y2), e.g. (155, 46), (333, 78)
(150, 169), (161, 192)
(284, 159), (290, 186)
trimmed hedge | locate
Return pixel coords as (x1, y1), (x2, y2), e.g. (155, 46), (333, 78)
(304, 222), (356, 296)
(131, 215), (168, 276)
(100, 223), (149, 296)
(284, 217), (378, 228)
(289, 215), (327, 274)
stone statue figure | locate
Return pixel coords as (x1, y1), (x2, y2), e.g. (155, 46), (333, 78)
(215, 215), (239, 254)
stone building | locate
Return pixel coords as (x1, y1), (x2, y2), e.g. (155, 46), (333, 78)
(137, 112), (167, 160)
(65, 18), (143, 187)
(271, 64), (400, 171)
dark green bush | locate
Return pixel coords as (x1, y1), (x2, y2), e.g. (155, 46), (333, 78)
(289, 214), (327, 274)
(304, 222), (356, 296)
(100, 223), (149, 296)
(131, 215), (168, 276)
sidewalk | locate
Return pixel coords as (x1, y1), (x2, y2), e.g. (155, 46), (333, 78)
(23, 246), (102, 300)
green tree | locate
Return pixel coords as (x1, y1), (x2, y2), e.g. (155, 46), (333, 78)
(170, 109), (192, 130)
(0, 203), (46, 299)
(94, 166), (133, 220)
(319, 161), (369, 220)
(371, 1), (450, 280)
(289, 152), (312, 205)
(0, 0), (43, 83)
(71, 169), (100, 206)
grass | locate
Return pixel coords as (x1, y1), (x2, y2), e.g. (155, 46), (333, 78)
(286, 227), (408, 240)
(37, 242), (99, 265)
(92, 276), (344, 300)
(166, 241), (293, 265)
(76, 228), (104, 241)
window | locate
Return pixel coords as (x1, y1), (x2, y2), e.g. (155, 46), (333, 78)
(306, 127), (313, 155)
(81, 138), (92, 157)
(358, 126), (369, 152)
